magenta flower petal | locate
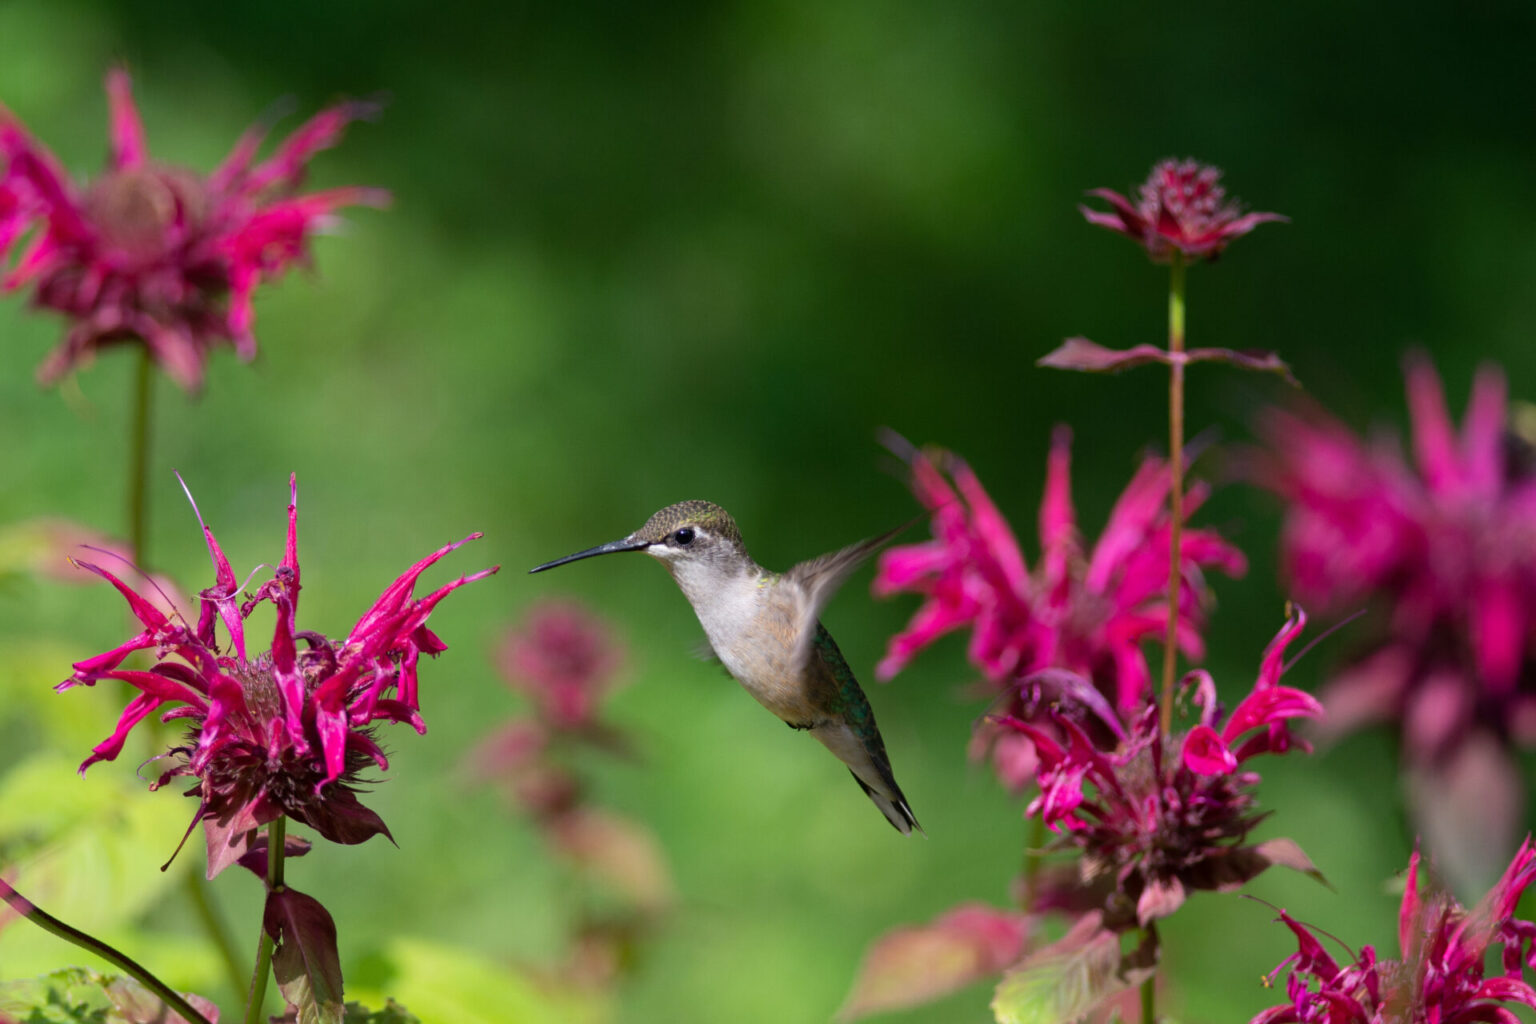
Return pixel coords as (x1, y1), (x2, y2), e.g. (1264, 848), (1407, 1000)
(879, 432), (1244, 732)
(1181, 724), (1237, 775)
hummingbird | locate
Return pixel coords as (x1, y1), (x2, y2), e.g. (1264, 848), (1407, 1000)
(529, 500), (920, 835)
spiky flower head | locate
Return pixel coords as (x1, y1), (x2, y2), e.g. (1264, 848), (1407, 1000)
(873, 430), (1245, 785)
(1258, 353), (1536, 883)
(0, 67), (386, 391)
(1254, 839), (1536, 1024)
(1080, 159), (1285, 263)
(59, 476), (496, 875)
(995, 609), (1324, 930)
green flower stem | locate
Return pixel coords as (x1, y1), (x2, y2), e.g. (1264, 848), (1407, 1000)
(125, 347), (248, 1009)
(183, 868), (246, 1002)
(1158, 251), (1187, 735)
(1140, 968), (1156, 1024)
(1019, 813), (1047, 909)
(0, 878), (214, 1024)
(244, 818), (287, 1024)
(127, 345), (154, 570)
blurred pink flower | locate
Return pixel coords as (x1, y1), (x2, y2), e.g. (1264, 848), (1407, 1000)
(995, 609), (1323, 930)
(875, 429), (1246, 713)
(497, 600), (625, 731)
(61, 476), (495, 875)
(0, 67), (386, 391)
(1255, 839), (1536, 1024)
(1080, 158), (1285, 263)
(1258, 353), (1536, 884)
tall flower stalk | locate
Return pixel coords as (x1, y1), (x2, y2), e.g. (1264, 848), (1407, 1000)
(1159, 251), (1186, 731)
(1, 70), (387, 1004)
(850, 161), (1295, 1024)
(1064, 157), (1289, 1023)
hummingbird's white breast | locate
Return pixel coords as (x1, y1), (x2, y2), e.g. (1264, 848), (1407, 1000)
(670, 562), (809, 719)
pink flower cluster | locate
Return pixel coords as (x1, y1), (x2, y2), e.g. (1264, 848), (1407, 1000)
(996, 609), (1323, 929)
(470, 601), (629, 818)
(1256, 839), (1536, 1024)
(61, 477), (495, 874)
(874, 429), (1246, 713)
(1080, 158), (1286, 263)
(0, 68), (386, 390)
(1260, 354), (1536, 878)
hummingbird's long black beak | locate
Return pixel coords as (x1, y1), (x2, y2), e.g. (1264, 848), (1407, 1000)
(528, 538), (651, 573)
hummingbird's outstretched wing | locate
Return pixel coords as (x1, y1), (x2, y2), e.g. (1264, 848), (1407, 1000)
(782, 516), (918, 675)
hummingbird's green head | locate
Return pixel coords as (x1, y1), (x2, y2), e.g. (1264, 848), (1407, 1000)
(631, 500), (741, 547)
(528, 500), (747, 574)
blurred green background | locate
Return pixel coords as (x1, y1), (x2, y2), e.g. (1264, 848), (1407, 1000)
(0, 1), (1532, 1021)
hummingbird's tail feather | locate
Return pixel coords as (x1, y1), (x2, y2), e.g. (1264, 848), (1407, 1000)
(848, 770), (923, 836)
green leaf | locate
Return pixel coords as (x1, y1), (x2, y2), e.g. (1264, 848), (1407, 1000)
(265, 887), (345, 1024)
(341, 999), (422, 1024)
(0, 753), (188, 976)
(352, 938), (604, 1024)
(0, 968), (217, 1024)
(991, 915), (1156, 1024)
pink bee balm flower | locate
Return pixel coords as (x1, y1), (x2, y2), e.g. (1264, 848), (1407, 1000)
(875, 429), (1247, 714)
(1258, 353), (1536, 885)
(1080, 158), (1285, 263)
(1254, 839), (1536, 1024)
(497, 600), (626, 732)
(0, 68), (387, 391)
(994, 609), (1324, 930)
(59, 476), (496, 876)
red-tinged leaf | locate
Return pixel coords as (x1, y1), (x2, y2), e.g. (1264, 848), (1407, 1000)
(204, 804), (261, 880)
(1253, 838), (1331, 890)
(1136, 875), (1186, 925)
(236, 832), (314, 881)
(264, 887), (344, 1024)
(991, 913), (1156, 1024)
(1183, 837), (1329, 894)
(0, 969), (218, 1024)
(1038, 337), (1298, 385)
(104, 975), (222, 1023)
(287, 785), (393, 847)
(547, 807), (674, 913)
(836, 903), (1032, 1021)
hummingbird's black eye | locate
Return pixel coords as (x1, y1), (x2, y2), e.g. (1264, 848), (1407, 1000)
(673, 527), (696, 546)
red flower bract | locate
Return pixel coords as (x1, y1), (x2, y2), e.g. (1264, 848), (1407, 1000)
(0, 68), (387, 391)
(1080, 158), (1285, 263)
(59, 476), (497, 875)
(1255, 839), (1536, 1024)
